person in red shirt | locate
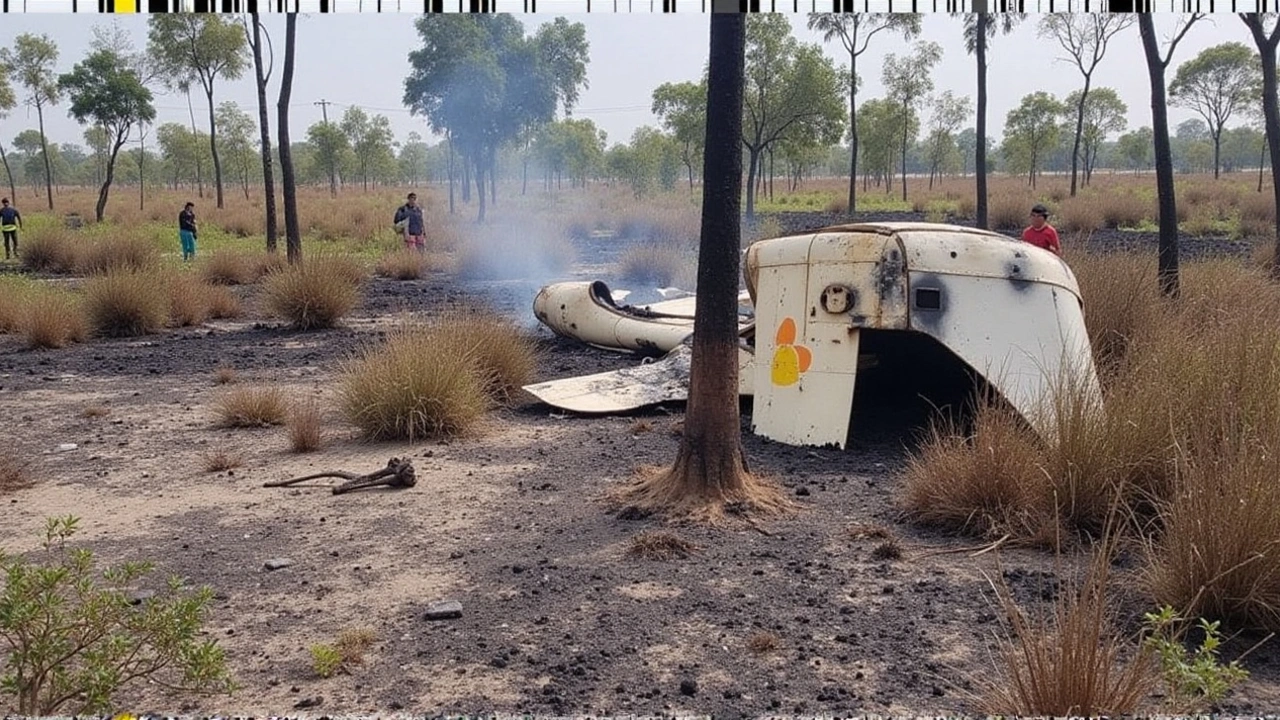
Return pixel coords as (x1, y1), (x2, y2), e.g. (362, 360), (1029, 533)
(1021, 203), (1061, 256)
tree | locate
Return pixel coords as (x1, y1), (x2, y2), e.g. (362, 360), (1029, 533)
(278, 12), (300, 264)
(398, 131), (429, 186)
(215, 102), (255, 199)
(616, 12), (786, 522)
(807, 13), (920, 216)
(959, 12), (1024, 229)
(924, 90), (972, 189)
(307, 121), (348, 196)
(246, 13), (277, 253)
(1063, 86), (1127, 185)
(651, 80), (706, 191)
(340, 106), (395, 192)
(1116, 126), (1154, 173)
(148, 15), (248, 210)
(404, 15), (588, 222)
(1169, 42), (1262, 179)
(1141, 13), (1201, 297)
(0, 55), (18, 202)
(1241, 14), (1280, 277)
(57, 50), (155, 222)
(883, 40), (942, 202)
(955, 127), (977, 176)
(1039, 14), (1135, 197)
(856, 98), (908, 191)
(741, 15), (844, 217)
(1003, 91), (1065, 188)
(1, 34), (61, 210)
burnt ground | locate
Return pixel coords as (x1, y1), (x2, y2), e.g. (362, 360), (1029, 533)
(2, 210), (1278, 717)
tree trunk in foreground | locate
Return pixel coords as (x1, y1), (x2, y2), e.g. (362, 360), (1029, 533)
(278, 13), (301, 265)
(615, 11), (788, 522)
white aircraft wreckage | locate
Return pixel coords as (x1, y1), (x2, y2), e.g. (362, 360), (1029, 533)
(523, 222), (1101, 450)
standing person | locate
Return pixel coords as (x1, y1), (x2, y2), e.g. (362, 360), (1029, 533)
(1022, 203), (1062, 256)
(393, 192), (425, 253)
(179, 201), (198, 262)
(0, 198), (21, 261)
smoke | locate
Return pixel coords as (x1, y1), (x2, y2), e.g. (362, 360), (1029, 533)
(453, 215), (579, 330)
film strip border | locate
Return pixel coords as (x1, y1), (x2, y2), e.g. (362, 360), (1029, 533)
(4, 0), (1270, 10)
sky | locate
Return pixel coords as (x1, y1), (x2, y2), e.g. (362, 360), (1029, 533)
(0, 12), (1260, 152)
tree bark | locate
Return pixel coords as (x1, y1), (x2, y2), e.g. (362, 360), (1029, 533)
(1139, 14), (1179, 297)
(95, 136), (126, 223)
(0, 142), (16, 204)
(847, 46), (858, 217)
(1068, 78), (1091, 197)
(36, 101), (53, 211)
(249, 16), (277, 252)
(975, 14), (989, 229)
(204, 87), (225, 209)
(745, 146), (759, 218)
(900, 98), (909, 203)
(278, 12), (301, 265)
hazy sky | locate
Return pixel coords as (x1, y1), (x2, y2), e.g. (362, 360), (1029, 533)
(0, 12), (1259, 151)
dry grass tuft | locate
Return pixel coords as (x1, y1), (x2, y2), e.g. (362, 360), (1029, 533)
(375, 249), (430, 280)
(213, 365), (239, 385)
(166, 276), (214, 328)
(746, 631), (780, 655)
(262, 256), (362, 330)
(617, 241), (696, 288)
(199, 249), (256, 285)
(625, 530), (699, 561)
(204, 285), (242, 319)
(20, 228), (82, 274)
(429, 310), (538, 405)
(0, 277), (36, 332)
(201, 449), (244, 473)
(339, 324), (492, 441)
(0, 452), (34, 494)
(82, 269), (170, 338)
(846, 521), (892, 540)
(77, 235), (160, 275)
(870, 538), (903, 561)
(80, 405), (109, 418)
(629, 419), (654, 435)
(978, 550), (1156, 716)
(334, 627), (377, 666)
(214, 386), (288, 428)
(20, 289), (88, 349)
(287, 398), (325, 453)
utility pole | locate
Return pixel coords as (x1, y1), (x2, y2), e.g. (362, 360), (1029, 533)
(315, 99), (331, 124)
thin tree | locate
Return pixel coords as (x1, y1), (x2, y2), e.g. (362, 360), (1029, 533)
(1241, 14), (1280, 277)
(614, 12), (787, 522)
(1039, 14), (1135, 198)
(883, 41), (942, 203)
(278, 12), (300, 265)
(1139, 13), (1201, 298)
(0, 56), (17, 202)
(806, 13), (920, 217)
(246, 13), (278, 254)
(148, 15), (248, 210)
(1170, 42), (1263, 180)
(958, 13), (1024, 229)
(1, 34), (61, 211)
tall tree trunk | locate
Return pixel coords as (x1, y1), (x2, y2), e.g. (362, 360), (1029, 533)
(95, 138), (125, 223)
(0, 142), (16, 204)
(250, 14), (278, 253)
(1140, 14), (1179, 297)
(975, 14), (989, 229)
(900, 100), (909, 203)
(205, 88), (225, 209)
(447, 135), (455, 214)
(138, 129), (146, 211)
(1212, 130), (1222, 179)
(186, 89), (204, 199)
(462, 155), (471, 203)
(474, 151), (487, 223)
(1260, 136), (1268, 193)
(278, 12), (302, 265)
(1254, 24), (1280, 277)
(745, 146), (759, 218)
(847, 47), (858, 216)
(1069, 77), (1091, 198)
(36, 102), (53, 210)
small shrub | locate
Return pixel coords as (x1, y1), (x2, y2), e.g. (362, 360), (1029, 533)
(0, 516), (234, 714)
(846, 522), (892, 540)
(252, 251), (286, 280)
(618, 242), (690, 288)
(1099, 193), (1149, 229)
(870, 538), (903, 561)
(201, 449), (244, 473)
(375, 249), (428, 280)
(335, 627), (377, 666)
(0, 452), (33, 494)
(81, 405), (109, 418)
(167, 277), (213, 328)
(77, 235), (160, 275)
(262, 258), (361, 330)
(1237, 192), (1275, 239)
(199, 249), (255, 285)
(213, 365), (238, 385)
(309, 644), (342, 679)
(20, 290), (88, 349)
(430, 311), (538, 405)
(205, 285), (242, 319)
(1058, 198), (1104, 234)
(626, 531), (698, 561)
(746, 631), (780, 655)
(83, 269), (169, 338)
(287, 398), (325, 453)
(339, 324), (491, 441)
(0, 276), (36, 332)
(1142, 605), (1249, 710)
(214, 386), (288, 428)
(20, 228), (81, 274)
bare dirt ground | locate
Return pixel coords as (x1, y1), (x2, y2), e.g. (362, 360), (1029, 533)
(3, 211), (1278, 717)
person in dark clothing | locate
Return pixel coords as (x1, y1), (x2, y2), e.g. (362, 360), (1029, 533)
(0, 198), (21, 261)
(179, 202), (198, 262)
(393, 192), (426, 252)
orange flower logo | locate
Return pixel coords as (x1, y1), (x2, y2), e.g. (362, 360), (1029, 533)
(770, 317), (811, 386)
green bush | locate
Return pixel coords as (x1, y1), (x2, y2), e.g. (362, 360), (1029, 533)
(0, 516), (234, 714)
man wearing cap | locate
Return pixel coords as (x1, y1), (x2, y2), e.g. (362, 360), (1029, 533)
(1022, 203), (1061, 256)
(393, 192), (426, 253)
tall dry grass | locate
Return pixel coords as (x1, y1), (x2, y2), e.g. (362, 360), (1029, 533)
(20, 288), (88, 349)
(262, 254), (364, 330)
(82, 269), (170, 337)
